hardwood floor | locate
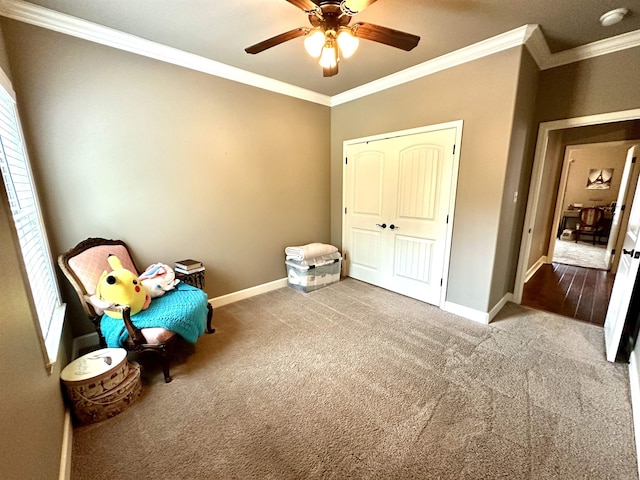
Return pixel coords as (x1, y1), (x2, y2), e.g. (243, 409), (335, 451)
(522, 263), (615, 327)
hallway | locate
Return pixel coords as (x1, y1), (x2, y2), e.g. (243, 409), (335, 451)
(522, 263), (615, 326)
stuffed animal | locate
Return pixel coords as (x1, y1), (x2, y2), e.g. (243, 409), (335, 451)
(138, 263), (180, 298)
(94, 254), (151, 318)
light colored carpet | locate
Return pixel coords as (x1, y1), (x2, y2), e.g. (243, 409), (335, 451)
(70, 279), (637, 479)
(553, 239), (608, 270)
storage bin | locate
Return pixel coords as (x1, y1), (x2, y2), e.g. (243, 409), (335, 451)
(286, 255), (341, 293)
(60, 347), (142, 424)
(560, 228), (575, 241)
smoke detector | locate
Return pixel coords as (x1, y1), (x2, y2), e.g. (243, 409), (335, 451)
(600, 8), (628, 27)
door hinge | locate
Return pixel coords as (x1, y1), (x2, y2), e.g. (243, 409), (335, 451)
(345, 157), (348, 165)
(446, 214), (449, 224)
(622, 204), (626, 211)
(440, 278), (443, 286)
(452, 144), (456, 155)
(344, 207), (347, 214)
(612, 249), (616, 255)
(633, 157), (637, 164)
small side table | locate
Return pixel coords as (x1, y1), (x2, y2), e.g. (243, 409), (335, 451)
(175, 269), (205, 289)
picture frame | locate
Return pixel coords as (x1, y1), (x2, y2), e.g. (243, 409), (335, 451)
(586, 168), (613, 189)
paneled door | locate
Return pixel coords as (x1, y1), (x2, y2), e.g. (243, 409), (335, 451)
(606, 145), (639, 271)
(343, 126), (458, 306)
(605, 166), (640, 362)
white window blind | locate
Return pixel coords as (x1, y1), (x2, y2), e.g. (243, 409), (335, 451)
(0, 73), (63, 366)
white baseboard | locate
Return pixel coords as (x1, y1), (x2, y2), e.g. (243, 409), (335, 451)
(443, 293), (513, 325)
(59, 409), (72, 480)
(629, 350), (640, 478)
(488, 293), (513, 322)
(443, 301), (490, 324)
(524, 255), (547, 283)
(209, 278), (288, 308)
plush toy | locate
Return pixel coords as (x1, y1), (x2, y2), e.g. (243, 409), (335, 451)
(138, 263), (180, 298)
(94, 254), (151, 318)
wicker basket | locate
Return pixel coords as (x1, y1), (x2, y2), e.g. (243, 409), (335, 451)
(61, 348), (142, 425)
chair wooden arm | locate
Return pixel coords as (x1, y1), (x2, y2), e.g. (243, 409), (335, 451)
(104, 304), (147, 345)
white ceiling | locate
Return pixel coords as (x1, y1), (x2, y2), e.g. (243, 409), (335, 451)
(10, 0), (640, 97)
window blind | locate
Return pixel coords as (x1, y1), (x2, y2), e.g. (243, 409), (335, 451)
(0, 80), (61, 342)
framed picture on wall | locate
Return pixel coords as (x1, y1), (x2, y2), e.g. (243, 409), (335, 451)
(586, 168), (613, 189)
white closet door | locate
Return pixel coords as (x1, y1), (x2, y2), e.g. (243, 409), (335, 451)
(344, 127), (457, 305)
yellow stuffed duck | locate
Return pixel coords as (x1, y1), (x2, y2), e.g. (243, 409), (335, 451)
(92, 254), (151, 318)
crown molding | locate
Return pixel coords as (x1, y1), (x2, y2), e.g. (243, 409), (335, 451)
(1, 0), (639, 106)
(541, 29), (640, 70)
(0, 0), (332, 106)
(332, 24), (539, 106)
(523, 24), (551, 68)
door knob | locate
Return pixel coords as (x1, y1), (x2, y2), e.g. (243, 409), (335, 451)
(376, 223), (387, 229)
(389, 224), (399, 230)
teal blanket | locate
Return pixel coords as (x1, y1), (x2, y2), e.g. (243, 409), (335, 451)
(101, 283), (208, 348)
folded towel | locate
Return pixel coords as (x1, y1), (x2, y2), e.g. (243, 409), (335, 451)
(285, 243), (338, 261)
(285, 251), (342, 270)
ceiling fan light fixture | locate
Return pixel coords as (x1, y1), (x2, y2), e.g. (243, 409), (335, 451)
(304, 29), (325, 58)
(337, 29), (359, 58)
(341, 0), (369, 15)
(319, 39), (338, 68)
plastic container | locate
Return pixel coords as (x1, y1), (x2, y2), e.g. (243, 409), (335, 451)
(286, 256), (341, 293)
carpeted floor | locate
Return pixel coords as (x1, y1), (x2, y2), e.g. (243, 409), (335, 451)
(70, 279), (637, 479)
(553, 239), (608, 270)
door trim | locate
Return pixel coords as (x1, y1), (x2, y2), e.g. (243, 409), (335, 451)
(514, 108), (640, 303)
(341, 120), (464, 308)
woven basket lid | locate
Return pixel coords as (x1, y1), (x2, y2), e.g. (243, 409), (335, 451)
(61, 348), (127, 383)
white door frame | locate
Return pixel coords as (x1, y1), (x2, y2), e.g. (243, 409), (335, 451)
(545, 147), (574, 266)
(341, 120), (464, 308)
(546, 142), (636, 270)
(514, 108), (640, 303)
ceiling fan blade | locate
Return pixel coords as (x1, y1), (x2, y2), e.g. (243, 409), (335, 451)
(340, 0), (378, 15)
(323, 62), (339, 77)
(352, 22), (420, 51)
(245, 28), (307, 54)
(286, 0), (321, 14)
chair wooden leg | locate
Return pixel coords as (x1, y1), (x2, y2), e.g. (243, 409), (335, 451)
(206, 303), (215, 334)
(158, 345), (172, 383)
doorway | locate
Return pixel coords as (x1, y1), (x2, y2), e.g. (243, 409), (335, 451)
(514, 109), (640, 328)
(549, 142), (639, 271)
(342, 121), (463, 307)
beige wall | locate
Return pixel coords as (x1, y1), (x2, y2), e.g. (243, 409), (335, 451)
(2, 20), (331, 335)
(562, 144), (630, 210)
(537, 47), (640, 123)
(490, 49), (540, 307)
(0, 57), (69, 480)
(332, 46), (531, 312)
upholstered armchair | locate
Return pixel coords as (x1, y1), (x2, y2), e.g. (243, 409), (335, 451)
(58, 238), (214, 382)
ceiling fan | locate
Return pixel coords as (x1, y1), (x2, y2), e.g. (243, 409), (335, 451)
(245, 0), (420, 77)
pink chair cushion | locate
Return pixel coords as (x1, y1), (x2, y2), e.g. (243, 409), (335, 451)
(68, 244), (138, 295)
(136, 328), (177, 345)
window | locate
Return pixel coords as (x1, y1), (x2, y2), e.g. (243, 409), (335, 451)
(0, 68), (65, 370)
